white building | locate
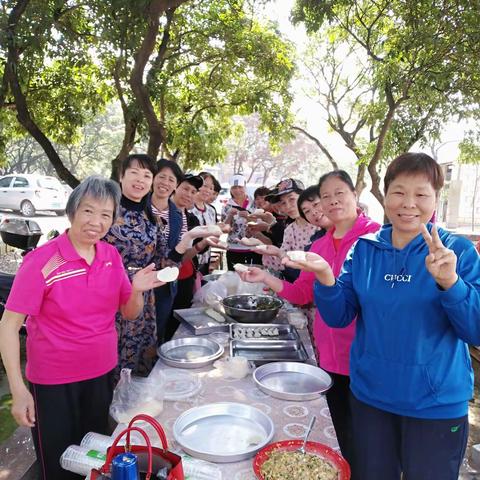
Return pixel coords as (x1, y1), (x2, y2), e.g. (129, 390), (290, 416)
(438, 160), (480, 233)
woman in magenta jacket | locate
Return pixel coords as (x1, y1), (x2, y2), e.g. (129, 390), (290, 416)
(240, 171), (380, 477)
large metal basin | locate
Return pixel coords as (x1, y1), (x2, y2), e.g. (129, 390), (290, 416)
(173, 402), (274, 462)
(221, 294), (283, 323)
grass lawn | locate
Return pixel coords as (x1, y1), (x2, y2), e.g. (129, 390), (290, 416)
(0, 393), (16, 443)
(0, 334), (26, 444)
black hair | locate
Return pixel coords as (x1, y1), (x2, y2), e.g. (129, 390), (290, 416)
(318, 170), (355, 193)
(384, 152), (444, 194)
(254, 186), (271, 199)
(212, 177), (222, 193)
(297, 185), (320, 221)
(156, 158), (183, 185)
(198, 171), (216, 185)
(120, 153), (157, 177)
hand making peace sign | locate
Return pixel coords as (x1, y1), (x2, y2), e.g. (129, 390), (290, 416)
(420, 224), (458, 290)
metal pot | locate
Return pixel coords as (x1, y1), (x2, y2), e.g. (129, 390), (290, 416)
(221, 294), (283, 323)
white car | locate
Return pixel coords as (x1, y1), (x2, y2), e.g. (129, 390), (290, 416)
(0, 174), (68, 216)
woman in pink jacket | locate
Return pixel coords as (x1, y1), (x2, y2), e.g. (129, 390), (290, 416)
(240, 171), (380, 477)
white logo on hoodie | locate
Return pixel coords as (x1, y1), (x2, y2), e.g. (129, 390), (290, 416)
(384, 273), (412, 283)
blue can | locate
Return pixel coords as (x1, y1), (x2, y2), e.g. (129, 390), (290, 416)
(111, 452), (140, 480)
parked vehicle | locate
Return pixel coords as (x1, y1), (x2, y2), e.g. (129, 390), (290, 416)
(0, 174), (68, 216)
(212, 183), (230, 214)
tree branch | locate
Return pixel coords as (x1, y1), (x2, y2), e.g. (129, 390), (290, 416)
(292, 126), (339, 170)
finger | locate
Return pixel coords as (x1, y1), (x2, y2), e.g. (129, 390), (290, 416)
(431, 256), (455, 269)
(26, 405), (36, 426)
(13, 408), (33, 427)
(430, 248), (453, 263)
(420, 224), (434, 252)
(431, 224), (444, 249)
(305, 252), (323, 262)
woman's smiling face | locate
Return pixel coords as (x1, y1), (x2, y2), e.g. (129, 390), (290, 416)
(319, 176), (358, 224)
(384, 172), (437, 237)
(120, 160), (154, 201)
(153, 167), (178, 201)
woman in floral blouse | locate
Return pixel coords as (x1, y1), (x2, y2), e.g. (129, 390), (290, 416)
(103, 154), (159, 376)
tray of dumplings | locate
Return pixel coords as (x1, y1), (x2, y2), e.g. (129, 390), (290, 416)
(174, 307), (233, 335)
(229, 323), (300, 341)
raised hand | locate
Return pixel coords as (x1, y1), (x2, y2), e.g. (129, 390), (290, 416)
(282, 252), (335, 286)
(189, 225), (222, 239)
(420, 224), (458, 290)
(246, 220), (271, 234)
(132, 263), (165, 292)
(217, 222), (231, 234)
(236, 266), (267, 284)
(253, 244), (281, 257)
(205, 236), (227, 249)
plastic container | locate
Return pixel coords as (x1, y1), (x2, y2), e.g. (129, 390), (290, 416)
(80, 432), (117, 452)
(60, 445), (106, 476)
(163, 369), (202, 402)
(182, 455), (222, 480)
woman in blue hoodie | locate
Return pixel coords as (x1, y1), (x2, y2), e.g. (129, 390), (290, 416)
(288, 153), (480, 480)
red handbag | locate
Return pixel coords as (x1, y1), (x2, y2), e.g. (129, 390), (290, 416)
(91, 414), (184, 480)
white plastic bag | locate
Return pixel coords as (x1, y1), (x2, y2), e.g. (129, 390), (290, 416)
(192, 271), (264, 307)
(110, 369), (165, 424)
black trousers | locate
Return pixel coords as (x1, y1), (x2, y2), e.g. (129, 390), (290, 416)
(165, 275), (195, 341)
(324, 371), (356, 478)
(350, 393), (468, 480)
(226, 251), (262, 271)
(29, 370), (114, 480)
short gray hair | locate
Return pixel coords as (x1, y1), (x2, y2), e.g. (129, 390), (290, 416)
(66, 175), (121, 222)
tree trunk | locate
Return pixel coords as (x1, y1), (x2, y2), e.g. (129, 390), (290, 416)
(367, 87), (399, 208)
(111, 116), (138, 181)
(355, 163), (367, 195)
(129, 1), (185, 160)
(111, 62), (138, 180)
(5, 0), (80, 187)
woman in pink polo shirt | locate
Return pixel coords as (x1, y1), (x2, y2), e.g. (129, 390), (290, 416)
(0, 176), (163, 480)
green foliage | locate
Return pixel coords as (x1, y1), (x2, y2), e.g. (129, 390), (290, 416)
(459, 131), (480, 166)
(1, 0), (295, 177)
(295, 0), (480, 200)
(148, 0), (295, 168)
(0, 0), (113, 163)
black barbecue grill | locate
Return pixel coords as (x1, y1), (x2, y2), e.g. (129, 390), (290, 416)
(0, 217), (42, 251)
(0, 218), (43, 323)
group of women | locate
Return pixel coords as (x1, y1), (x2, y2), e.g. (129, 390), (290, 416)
(0, 154), (223, 479)
(0, 152), (479, 480)
(238, 152), (480, 480)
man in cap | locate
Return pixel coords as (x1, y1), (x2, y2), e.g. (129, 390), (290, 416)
(221, 174), (261, 269)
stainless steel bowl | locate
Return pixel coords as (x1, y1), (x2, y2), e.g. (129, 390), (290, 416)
(173, 402), (275, 462)
(221, 294), (283, 323)
(157, 337), (224, 368)
(253, 362), (333, 400)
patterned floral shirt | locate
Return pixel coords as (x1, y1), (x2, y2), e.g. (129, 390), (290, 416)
(221, 197), (254, 245)
(262, 218), (320, 271)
